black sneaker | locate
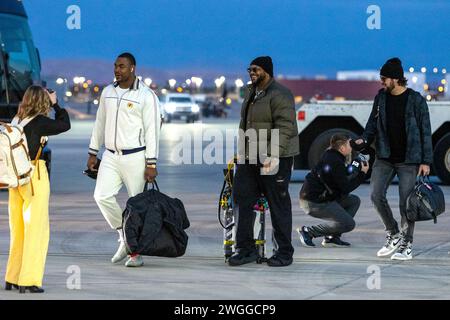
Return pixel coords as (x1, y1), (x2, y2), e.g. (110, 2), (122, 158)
(267, 255), (293, 267)
(228, 249), (258, 266)
(296, 226), (315, 247)
(321, 236), (351, 248)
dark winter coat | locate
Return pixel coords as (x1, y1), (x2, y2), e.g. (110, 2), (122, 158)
(238, 79), (299, 162)
(362, 88), (433, 165)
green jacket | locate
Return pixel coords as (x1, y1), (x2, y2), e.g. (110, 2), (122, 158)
(238, 79), (299, 161)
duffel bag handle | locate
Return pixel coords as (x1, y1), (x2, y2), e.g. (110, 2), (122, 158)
(144, 180), (159, 192)
(418, 175), (431, 184)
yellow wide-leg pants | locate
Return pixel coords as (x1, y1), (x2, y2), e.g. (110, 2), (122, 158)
(5, 160), (50, 287)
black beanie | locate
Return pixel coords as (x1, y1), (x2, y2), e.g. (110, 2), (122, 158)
(380, 57), (404, 79)
(250, 56), (274, 77)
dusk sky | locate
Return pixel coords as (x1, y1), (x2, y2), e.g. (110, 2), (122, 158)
(24, 0), (450, 77)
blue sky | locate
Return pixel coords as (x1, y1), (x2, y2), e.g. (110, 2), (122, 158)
(24, 0), (450, 76)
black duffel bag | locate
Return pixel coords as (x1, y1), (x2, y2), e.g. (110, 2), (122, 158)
(406, 177), (446, 223)
(122, 181), (190, 257)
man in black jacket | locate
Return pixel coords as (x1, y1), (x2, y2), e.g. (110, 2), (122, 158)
(228, 56), (299, 267)
(355, 57), (432, 261)
(298, 134), (369, 248)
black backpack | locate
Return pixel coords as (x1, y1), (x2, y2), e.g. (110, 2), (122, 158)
(122, 182), (190, 257)
(406, 177), (446, 223)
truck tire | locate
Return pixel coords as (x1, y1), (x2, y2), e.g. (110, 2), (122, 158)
(433, 133), (450, 185)
(308, 128), (357, 168)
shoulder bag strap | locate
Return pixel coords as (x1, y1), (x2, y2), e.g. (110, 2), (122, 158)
(33, 137), (48, 181)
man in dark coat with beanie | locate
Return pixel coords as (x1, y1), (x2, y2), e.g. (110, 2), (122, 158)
(355, 57), (432, 261)
(228, 56), (299, 267)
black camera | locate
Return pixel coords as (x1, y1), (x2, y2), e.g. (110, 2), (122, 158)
(348, 153), (369, 175)
(347, 147), (375, 179)
(83, 159), (101, 180)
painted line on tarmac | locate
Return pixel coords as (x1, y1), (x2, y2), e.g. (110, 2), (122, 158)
(1, 252), (449, 266)
(304, 239), (450, 300)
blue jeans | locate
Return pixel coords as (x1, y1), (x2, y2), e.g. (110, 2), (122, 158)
(370, 159), (419, 242)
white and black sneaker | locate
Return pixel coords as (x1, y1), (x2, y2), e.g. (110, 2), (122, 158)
(296, 226), (315, 247)
(391, 240), (412, 261)
(377, 233), (402, 257)
(322, 236), (351, 248)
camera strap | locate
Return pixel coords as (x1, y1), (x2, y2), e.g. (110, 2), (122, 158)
(313, 168), (334, 198)
(318, 173), (334, 195)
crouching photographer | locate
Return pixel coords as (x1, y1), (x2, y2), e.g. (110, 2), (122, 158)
(297, 134), (369, 248)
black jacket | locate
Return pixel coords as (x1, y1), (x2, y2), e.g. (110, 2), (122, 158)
(300, 149), (366, 203)
(362, 88), (433, 165)
(24, 104), (71, 160)
(122, 187), (190, 257)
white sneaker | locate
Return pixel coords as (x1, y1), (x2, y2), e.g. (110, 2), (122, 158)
(391, 240), (413, 261)
(377, 233), (402, 257)
(125, 255), (144, 267)
(111, 240), (128, 263)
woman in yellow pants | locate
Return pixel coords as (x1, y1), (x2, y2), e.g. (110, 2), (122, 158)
(4, 86), (70, 294)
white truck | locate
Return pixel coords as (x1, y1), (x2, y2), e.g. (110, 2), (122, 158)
(294, 100), (450, 184)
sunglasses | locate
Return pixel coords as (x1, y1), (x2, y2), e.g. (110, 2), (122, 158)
(247, 66), (261, 73)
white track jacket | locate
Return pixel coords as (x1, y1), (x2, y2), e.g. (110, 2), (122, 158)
(88, 78), (161, 165)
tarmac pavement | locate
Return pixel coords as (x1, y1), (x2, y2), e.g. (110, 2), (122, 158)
(1, 115), (449, 300)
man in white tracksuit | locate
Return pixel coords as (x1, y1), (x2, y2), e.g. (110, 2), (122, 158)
(87, 52), (161, 267)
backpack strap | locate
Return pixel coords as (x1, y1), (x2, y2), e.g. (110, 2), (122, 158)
(11, 116), (37, 128)
(10, 117), (19, 126)
(0, 122), (13, 133)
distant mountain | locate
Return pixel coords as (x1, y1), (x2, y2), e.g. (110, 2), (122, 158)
(41, 59), (245, 87)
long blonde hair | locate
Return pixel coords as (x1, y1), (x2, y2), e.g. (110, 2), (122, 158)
(17, 85), (51, 120)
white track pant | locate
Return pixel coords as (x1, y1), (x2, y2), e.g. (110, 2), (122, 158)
(94, 150), (146, 229)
